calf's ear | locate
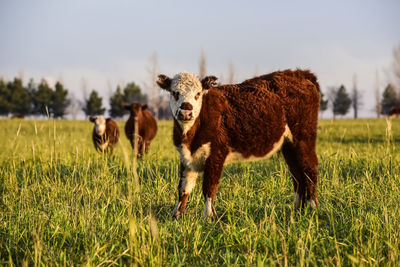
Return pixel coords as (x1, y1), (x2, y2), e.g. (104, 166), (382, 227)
(142, 104), (148, 110)
(89, 116), (96, 122)
(156, 74), (172, 91)
(123, 103), (131, 110)
(201, 76), (218, 90)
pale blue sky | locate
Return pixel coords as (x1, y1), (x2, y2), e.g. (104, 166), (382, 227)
(1, 0), (399, 117)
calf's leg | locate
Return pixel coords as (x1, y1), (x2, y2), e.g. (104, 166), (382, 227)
(138, 139), (145, 156)
(281, 140), (318, 210)
(172, 163), (199, 218)
(144, 141), (151, 153)
(202, 151), (227, 218)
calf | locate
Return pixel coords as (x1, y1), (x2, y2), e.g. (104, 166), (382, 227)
(157, 69), (320, 218)
(89, 116), (120, 154)
(389, 106), (400, 118)
(124, 102), (158, 156)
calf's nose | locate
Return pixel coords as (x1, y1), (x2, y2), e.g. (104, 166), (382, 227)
(178, 110), (193, 121)
(178, 102), (193, 121)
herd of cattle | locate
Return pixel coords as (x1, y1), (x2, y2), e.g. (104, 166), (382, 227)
(89, 102), (157, 156)
(88, 69), (400, 219)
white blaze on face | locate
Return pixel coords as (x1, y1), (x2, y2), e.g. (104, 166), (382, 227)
(94, 116), (106, 136)
(169, 72), (205, 134)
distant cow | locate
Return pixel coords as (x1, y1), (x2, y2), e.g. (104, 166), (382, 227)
(124, 102), (158, 156)
(11, 114), (25, 119)
(389, 106), (400, 118)
(89, 116), (120, 154)
(157, 69), (320, 219)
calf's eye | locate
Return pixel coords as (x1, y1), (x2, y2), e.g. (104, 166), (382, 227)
(195, 92), (201, 100)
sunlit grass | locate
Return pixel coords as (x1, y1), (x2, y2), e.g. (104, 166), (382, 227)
(0, 118), (400, 265)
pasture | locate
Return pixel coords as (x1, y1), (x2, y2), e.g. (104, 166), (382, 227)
(1, 118), (400, 265)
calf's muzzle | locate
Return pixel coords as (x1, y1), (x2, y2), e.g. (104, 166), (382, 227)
(178, 102), (193, 121)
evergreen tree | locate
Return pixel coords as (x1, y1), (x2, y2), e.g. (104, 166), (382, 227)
(333, 85), (351, 118)
(83, 90), (105, 116)
(381, 84), (399, 115)
(109, 85), (126, 118)
(32, 79), (53, 116)
(26, 78), (36, 113)
(0, 78), (13, 116)
(319, 91), (328, 112)
(27, 78), (36, 95)
(123, 82), (147, 105)
(8, 78), (31, 116)
(51, 81), (70, 118)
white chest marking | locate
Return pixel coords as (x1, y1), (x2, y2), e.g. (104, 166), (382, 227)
(178, 142), (211, 172)
(182, 121), (195, 135)
(224, 124), (292, 165)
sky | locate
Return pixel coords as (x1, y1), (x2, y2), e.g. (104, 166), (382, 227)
(0, 0), (399, 118)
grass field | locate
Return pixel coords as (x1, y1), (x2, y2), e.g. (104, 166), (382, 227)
(1, 118), (400, 266)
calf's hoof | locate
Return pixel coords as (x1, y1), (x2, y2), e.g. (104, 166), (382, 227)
(172, 201), (182, 219)
(203, 197), (216, 220)
(294, 194), (319, 212)
(307, 197), (318, 209)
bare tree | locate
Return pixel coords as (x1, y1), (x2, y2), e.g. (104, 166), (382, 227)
(107, 79), (114, 99)
(58, 72), (64, 85)
(199, 49), (207, 79)
(327, 86), (337, 119)
(81, 77), (88, 101)
(375, 70), (382, 118)
(351, 74), (363, 119)
(144, 51), (160, 118)
(254, 65), (259, 77)
(228, 61), (235, 84)
(118, 79), (126, 92)
(219, 73), (225, 85)
(18, 69), (24, 84)
(66, 92), (81, 120)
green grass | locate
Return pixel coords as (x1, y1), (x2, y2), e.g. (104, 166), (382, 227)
(1, 118), (400, 266)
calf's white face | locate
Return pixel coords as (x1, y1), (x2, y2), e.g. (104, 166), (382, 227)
(170, 73), (204, 132)
(157, 72), (218, 134)
(93, 116), (106, 136)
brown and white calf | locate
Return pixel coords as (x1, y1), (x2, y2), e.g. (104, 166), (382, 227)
(124, 102), (158, 156)
(89, 116), (120, 154)
(157, 69), (320, 218)
(389, 106), (400, 118)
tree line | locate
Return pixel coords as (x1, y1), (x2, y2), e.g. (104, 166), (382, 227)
(319, 83), (399, 119)
(0, 78), (70, 118)
(0, 77), (172, 119)
(1, 75), (399, 119)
